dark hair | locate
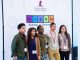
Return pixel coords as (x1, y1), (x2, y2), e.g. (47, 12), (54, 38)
(17, 23), (25, 29)
(50, 23), (56, 27)
(37, 25), (42, 31)
(27, 27), (38, 44)
(59, 25), (69, 39)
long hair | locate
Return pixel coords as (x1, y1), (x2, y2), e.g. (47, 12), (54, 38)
(27, 27), (38, 44)
(59, 25), (69, 39)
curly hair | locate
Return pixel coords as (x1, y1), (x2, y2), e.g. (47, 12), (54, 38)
(27, 27), (38, 44)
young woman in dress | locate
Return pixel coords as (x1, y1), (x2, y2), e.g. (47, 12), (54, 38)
(27, 27), (41, 60)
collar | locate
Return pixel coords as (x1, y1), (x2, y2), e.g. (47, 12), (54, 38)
(50, 30), (56, 34)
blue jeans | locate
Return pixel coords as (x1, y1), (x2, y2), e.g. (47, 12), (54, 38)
(41, 54), (49, 60)
(17, 56), (27, 60)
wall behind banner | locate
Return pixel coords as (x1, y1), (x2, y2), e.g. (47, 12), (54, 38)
(3, 0), (72, 60)
(0, 0), (3, 60)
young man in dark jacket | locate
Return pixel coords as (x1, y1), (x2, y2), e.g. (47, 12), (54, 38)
(11, 23), (28, 60)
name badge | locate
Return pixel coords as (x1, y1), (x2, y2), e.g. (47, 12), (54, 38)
(24, 48), (27, 52)
(64, 46), (68, 49)
(53, 44), (56, 47)
(32, 50), (37, 54)
(45, 45), (48, 48)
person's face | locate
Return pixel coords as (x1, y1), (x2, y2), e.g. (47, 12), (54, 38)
(39, 26), (44, 34)
(19, 26), (26, 34)
(61, 26), (66, 33)
(50, 24), (56, 31)
(31, 29), (36, 37)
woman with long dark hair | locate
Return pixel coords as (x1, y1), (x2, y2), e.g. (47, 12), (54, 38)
(58, 25), (71, 60)
(27, 27), (41, 60)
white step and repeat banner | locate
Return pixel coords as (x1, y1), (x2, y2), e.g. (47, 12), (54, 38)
(3, 0), (72, 60)
(0, 0), (3, 60)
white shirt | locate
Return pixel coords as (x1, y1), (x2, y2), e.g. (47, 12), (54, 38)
(46, 31), (59, 50)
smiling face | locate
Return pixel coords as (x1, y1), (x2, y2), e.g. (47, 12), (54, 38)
(31, 29), (36, 37)
(50, 24), (56, 32)
(61, 26), (67, 33)
(38, 26), (44, 34)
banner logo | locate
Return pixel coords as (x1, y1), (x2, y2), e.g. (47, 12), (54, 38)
(26, 15), (54, 23)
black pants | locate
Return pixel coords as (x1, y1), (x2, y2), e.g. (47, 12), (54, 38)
(59, 51), (70, 60)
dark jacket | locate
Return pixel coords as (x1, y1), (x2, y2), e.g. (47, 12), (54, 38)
(38, 34), (48, 56)
(11, 33), (27, 57)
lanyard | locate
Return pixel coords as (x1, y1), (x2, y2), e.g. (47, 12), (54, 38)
(50, 31), (56, 43)
(61, 34), (67, 46)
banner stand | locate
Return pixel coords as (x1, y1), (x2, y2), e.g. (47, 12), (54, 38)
(1, 0), (4, 60)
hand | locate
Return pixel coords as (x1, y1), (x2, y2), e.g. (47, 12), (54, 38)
(56, 49), (59, 53)
(57, 49), (59, 52)
(38, 56), (40, 60)
(13, 56), (17, 60)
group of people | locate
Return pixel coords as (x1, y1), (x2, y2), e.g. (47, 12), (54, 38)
(11, 23), (71, 60)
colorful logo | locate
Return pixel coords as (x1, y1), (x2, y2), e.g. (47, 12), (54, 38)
(49, 16), (54, 23)
(26, 15), (54, 23)
(38, 16), (44, 23)
(44, 16), (49, 23)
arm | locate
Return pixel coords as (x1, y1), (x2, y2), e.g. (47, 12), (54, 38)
(27, 47), (30, 60)
(45, 34), (50, 45)
(58, 34), (60, 49)
(11, 35), (18, 57)
(26, 37), (29, 60)
(36, 37), (41, 60)
(68, 33), (72, 53)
